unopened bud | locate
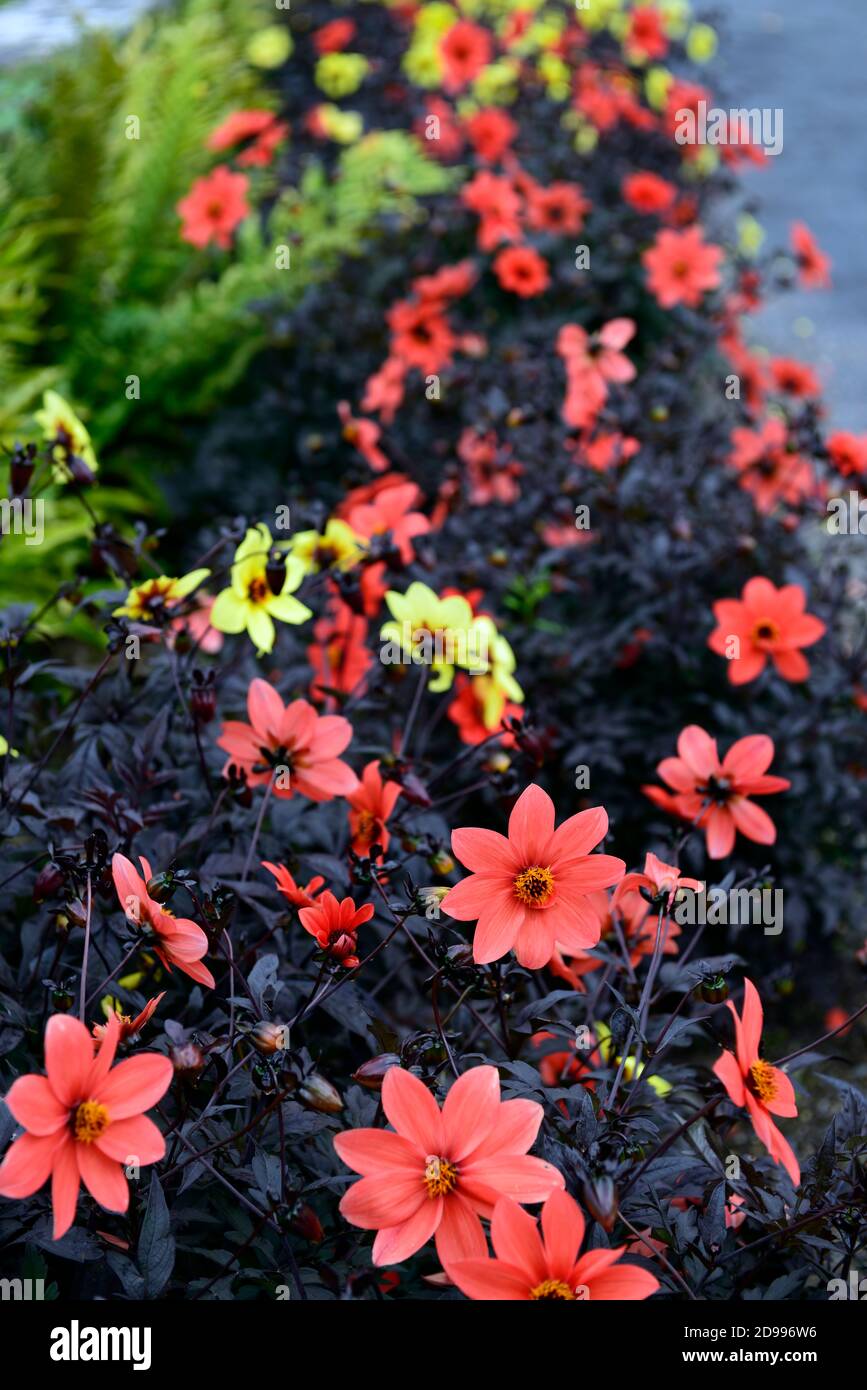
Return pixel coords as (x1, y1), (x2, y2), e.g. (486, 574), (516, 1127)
(170, 1042), (205, 1077)
(582, 1176), (618, 1232)
(146, 872), (176, 905)
(33, 863), (65, 903)
(10, 442), (36, 495)
(289, 1202), (324, 1243)
(190, 670), (216, 724)
(428, 851), (454, 876)
(265, 551), (287, 595)
(299, 1071), (343, 1114)
(250, 1021), (289, 1055)
(696, 972), (729, 1004)
(64, 898), (88, 930)
(352, 1055), (401, 1091)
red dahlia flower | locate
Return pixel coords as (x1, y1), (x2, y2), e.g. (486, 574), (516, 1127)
(176, 165), (250, 250)
(450, 1190), (660, 1301)
(443, 783), (624, 968)
(217, 678), (358, 802)
(642, 225), (723, 309)
(298, 891), (374, 969)
(333, 1063), (564, 1266)
(643, 725), (790, 859)
(347, 759), (401, 857)
(262, 861), (325, 910)
(827, 430), (867, 478)
(464, 107), (517, 164)
(614, 852), (703, 912)
(626, 5), (668, 61)
(728, 419), (815, 514)
(524, 181), (589, 234)
(0, 1013), (172, 1239)
(790, 221), (831, 289)
(461, 171), (523, 251)
(337, 401), (389, 473)
(709, 577), (825, 684)
(112, 854), (215, 989)
(713, 979), (800, 1186)
(622, 171), (676, 214)
(440, 21), (493, 93)
(493, 245), (550, 297)
(92, 993), (165, 1046)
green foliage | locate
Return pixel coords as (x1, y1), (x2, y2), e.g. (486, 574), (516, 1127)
(0, 0), (456, 453)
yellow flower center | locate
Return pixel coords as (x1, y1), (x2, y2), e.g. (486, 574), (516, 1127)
(514, 865), (555, 908)
(74, 1100), (110, 1144)
(424, 1155), (458, 1199)
(248, 577), (269, 605)
(748, 1059), (778, 1103)
(530, 1278), (575, 1300)
(750, 618), (780, 646)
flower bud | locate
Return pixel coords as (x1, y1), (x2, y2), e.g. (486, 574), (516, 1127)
(582, 1176), (619, 1232)
(696, 972), (729, 1004)
(146, 872), (176, 905)
(289, 1202), (324, 1243)
(250, 1021), (289, 1055)
(64, 898), (88, 930)
(299, 1071), (343, 1114)
(428, 850), (454, 876)
(10, 442), (36, 495)
(33, 863), (65, 902)
(265, 551), (287, 595)
(190, 670), (216, 724)
(170, 1042), (205, 1077)
(352, 1054), (401, 1091)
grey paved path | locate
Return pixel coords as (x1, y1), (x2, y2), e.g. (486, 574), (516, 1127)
(719, 0), (867, 429)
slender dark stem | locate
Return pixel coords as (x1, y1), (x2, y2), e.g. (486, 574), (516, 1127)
(772, 998), (867, 1068)
(620, 1095), (722, 1198)
(431, 973), (460, 1078)
(9, 651), (114, 812)
(397, 665), (428, 758)
(78, 873), (93, 1021)
(242, 776), (274, 881)
(84, 940), (140, 1010)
